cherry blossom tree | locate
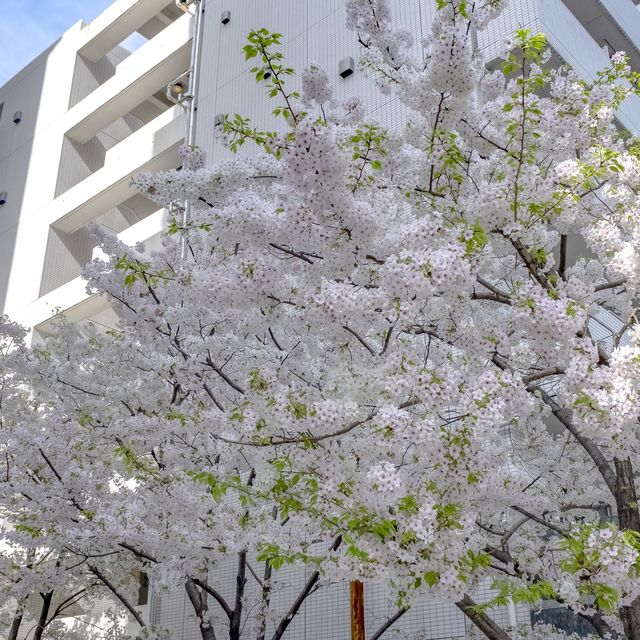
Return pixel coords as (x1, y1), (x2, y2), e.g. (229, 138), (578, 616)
(3, 0), (640, 639)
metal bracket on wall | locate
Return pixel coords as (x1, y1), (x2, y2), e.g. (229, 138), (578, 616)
(167, 71), (193, 106)
(175, 0), (198, 15)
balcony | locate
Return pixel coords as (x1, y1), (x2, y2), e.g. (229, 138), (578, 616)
(77, 0), (178, 63)
(562, 0), (640, 72)
(49, 104), (184, 233)
(24, 207), (168, 334)
(66, 11), (192, 144)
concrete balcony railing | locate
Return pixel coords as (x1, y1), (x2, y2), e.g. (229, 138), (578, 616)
(66, 11), (192, 144)
(49, 105), (185, 233)
(77, 0), (175, 63)
(20, 208), (169, 334)
(539, 0), (640, 134)
(600, 0), (640, 57)
(92, 207), (168, 262)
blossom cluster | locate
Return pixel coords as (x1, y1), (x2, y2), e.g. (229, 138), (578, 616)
(1, 0), (640, 637)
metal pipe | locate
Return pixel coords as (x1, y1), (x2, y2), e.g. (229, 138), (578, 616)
(187, 0), (205, 147)
(181, 0), (205, 258)
(507, 597), (517, 630)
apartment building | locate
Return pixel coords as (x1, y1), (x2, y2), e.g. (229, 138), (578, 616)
(2, 0), (640, 638)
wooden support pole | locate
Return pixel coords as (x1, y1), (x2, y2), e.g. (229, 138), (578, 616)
(350, 580), (365, 640)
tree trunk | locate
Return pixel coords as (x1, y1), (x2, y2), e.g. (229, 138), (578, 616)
(33, 591), (53, 640)
(7, 605), (23, 640)
(229, 551), (247, 640)
(350, 580), (365, 640)
(614, 458), (640, 640)
(185, 579), (216, 640)
(256, 560), (272, 640)
(456, 594), (513, 640)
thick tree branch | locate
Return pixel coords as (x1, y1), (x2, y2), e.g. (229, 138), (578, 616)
(186, 579), (216, 640)
(559, 234), (567, 280)
(230, 551), (247, 640)
(492, 354), (617, 496)
(89, 565), (146, 628)
(521, 367), (565, 384)
(271, 536), (341, 640)
(536, 388), (617, 496)
(456, 594), (512, 640)
(368, 607), (408, 640)
(594, 278), (626, 292)
(192, 577), (233, 620)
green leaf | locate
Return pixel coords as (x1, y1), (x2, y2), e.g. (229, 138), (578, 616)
(424, 571), (439, 587)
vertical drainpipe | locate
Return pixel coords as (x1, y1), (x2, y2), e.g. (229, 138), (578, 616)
(186, 0), (205, 148)
(181, 0), (205, 257)
(507, 598), (517, 631)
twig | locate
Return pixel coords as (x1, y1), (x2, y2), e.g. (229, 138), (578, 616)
(343, 325), (377, 356)
(510, 505), (570, 538)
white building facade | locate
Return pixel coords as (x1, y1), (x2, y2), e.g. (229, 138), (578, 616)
(3, 0), (640, 338)
(2, 0), (640, 638)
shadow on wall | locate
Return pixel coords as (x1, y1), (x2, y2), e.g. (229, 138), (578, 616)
(532, 605), (597, 637)
(0, 42), (51, 314)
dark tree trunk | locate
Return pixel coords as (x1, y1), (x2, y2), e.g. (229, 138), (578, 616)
(456, 594), (512, 640)
(7, 606), (23, 640)
(229, 551), (247, 640)
(614, 458), (640, 640)
(185, 579), (216, 640)
(33, 592), (53, 640)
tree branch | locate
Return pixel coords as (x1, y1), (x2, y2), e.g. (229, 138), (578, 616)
(559, 234), (567, 280)
(368, 607), (408, 640)
(38, 449), (62, 483)
(230, 551), (247, 640)
(343, 325), (377, 356)
(192, 577), (233, 620)
(536, 388), (617, 496)
(204, 356), (246, 395)
(89, 565), (146, 628)
(118, 543), (158, 564)
(271, 536), (341, 640)
(456, 594), (512, 640)
(510, 505), (570, 538)
(521, 367), (565, 384)
(594, 278), (626, 292)
(492, 354), (617, 497)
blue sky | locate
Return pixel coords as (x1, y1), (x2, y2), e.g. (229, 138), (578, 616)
(0, 0), (116, 86)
